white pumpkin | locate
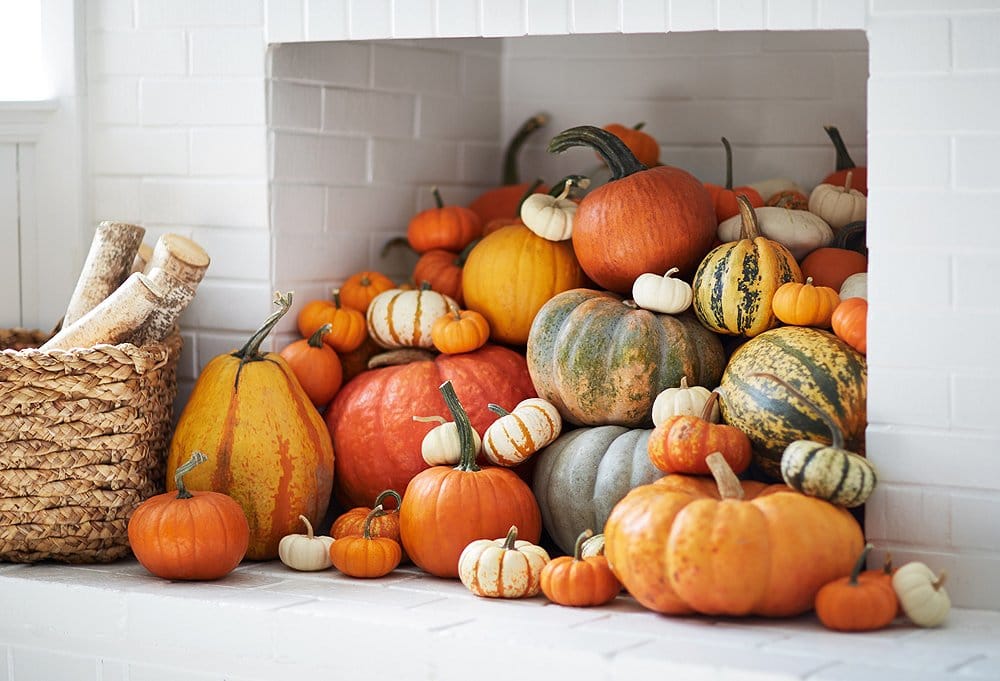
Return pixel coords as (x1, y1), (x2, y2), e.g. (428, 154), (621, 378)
(482, 398), (562, 467)
(458, 526), (550, 598)
(277, 515), (335, 572)
(580, 532), (606, 559)
(520, 177), (587, 242)
(746, 177), (806, 203)
(892, 562), (951, 628)
(839, 272), (868, 300)
(632, 268), (693, 314)
(718, 207), (833, 261)
(808, 170), (867, 230)
(651, 377), (719, 426)
(366, 285), (457, 349)
(413, 414), (482, 466)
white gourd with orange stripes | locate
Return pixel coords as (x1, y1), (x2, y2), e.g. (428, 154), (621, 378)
(482, 398), (562, 467)
(366, 285), (457, 349)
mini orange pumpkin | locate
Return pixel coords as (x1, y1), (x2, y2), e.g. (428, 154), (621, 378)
(278, 323), (344, 407)
(431, 304), (490, 355)
(766, 189), (809, 210)
(408, 187), (483, 254)
(540, 529), (621, 607)
(339, 271), (395, 313)
(297, 289), (367, 354)
(816, 544), (898, 632)
(412, 243), (477, 306)
(772, 277), (841, 329)
(831, 297), (867, 354)
(331, 489), (404, 545)
(647, 392), (752, 476)
(329, 505), (402, 578)
(602, 122), (660, 168)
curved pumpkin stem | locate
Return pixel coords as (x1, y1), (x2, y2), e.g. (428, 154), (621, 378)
(233, 290), (292, 364)
(308, 323), (332, 349)
(736, 195), (763, 240)
(431, 187), (445, 209)
(362, 505), (384, 540)
(501, 525), (519, 551)
(298, 514), (316, 539)
(848, 543), (874, 586)
(374, 489), (402, 511)
(701, 391), (721, 421)
(439, 379), (479, 472)
(824, 125), (857, 172)
(750, 372), (845, 449)
(705, 452), (744, 500)
(721, 137), (734, 190)
(548, 125), (647, 181)
(503, 113), (549, 185)
(174, 451), (208, 500)
(380, 236), (412, 258)
(487, 403), (511, 417)
(573, 529), (594, 561)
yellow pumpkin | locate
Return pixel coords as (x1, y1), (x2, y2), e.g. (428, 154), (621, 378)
(166, 292), (336, 560)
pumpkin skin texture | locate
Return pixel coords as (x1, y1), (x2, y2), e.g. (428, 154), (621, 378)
(462, 224), (588, 346)
(325, 344), (536, 509)
(339, 271), (395, 313)
(166, 293), (335, 560)
(771, 277), (841, 329)
(329, 506), (402, 579)
(412, 248), (467, 306)
(831, 296), (868, 354)
(647, 393), (752, 476)
(278, 323), (344, 408)
(718, 326), (867, 480)
(717, 206), (833, 262)
(531, 426), (663, 556)
(527, 288), (725, 428)
(458, 526), (551, 598)
(366, 285), (458, 350)
(540, 530), (621, 607)
(800, 247), (867, 292)
(330, 489), (405, 560)
(603, 455), (864, 617)
(549, 126), (716, 294)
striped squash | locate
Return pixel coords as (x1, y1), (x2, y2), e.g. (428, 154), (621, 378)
(693, 195), (803, 337)
(718, 326), (867, 480)
(527, 288), (726, 428)
(366, 284), (457, 349)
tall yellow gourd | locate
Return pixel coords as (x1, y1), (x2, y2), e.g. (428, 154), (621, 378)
(166, 292), (335, 560)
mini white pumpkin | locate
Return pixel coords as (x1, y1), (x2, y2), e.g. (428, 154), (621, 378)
(717, 207), (833, 261)
(413, 414), (482, 466)
(746, 177), (806, 203)
(808, 170), (867, 230)
(651, 377), (719, 427)
(277, 515), (335, 571)
(839, 272), (868, 301)
(520, 176), (588, 242)
(632, 268), (693, 315)
(580, 532), (606, 559)
(482, 398), (562, 467)
(366, 284), (458, 349)
(458, 525), (550, 598)
(892, 561), (951, 628)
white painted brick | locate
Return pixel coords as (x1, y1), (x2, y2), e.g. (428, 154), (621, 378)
(435, 0), (480, 37)
(89, 78), (140, 125)
(269, 81), (322, 130)
(179, 281), (273, 332)
(620, 0), (668, 33)
(764, 634), (979, 674)
(868, 366), (950, 429)
(719, 0), (765, 30)
(348, 0), (392, 38)
(304, 0), (350, 40)
(272, 183), (327, 235)
(87, 0), (135, 30)
(866, 190), (1000, 252)
(867, 132), (950, 189)
(265, 0), (305, 42)
(372, 44), (461, 93)
(141, 78), (266, 125)
(868, 15), (950, 74)
(954, 15), (1000, 71)
(460, 143), (503, 186)
(952, 493), (1000, 551)
(189, 28), (266, 75)
(189, 227), (270, 280)
(11, 648), (98, 681)
(505, 57), (570, 99)
(870, 0), (1000, 14)
(88, 30), (187, 76)
(818, 0), (866, 29)
(324, 88), (416, 136)
(866, 424), (1000, 489)
(866, 249), (949, 311)
(195, 332), (256, 370)
(0, 575), (130, 639)
(91, 127), (189, 175)
(272, 132), (368, 183)
(93, 177), (142, 223)
(526, 0), (571, 35)
(955, 134), (1000, 190)
(393, 0), (436, 38)
(371, 138), (460, 184)
(273, 232), (370, 281)
(177, 331), (199, 379)
(864, 484), (952, 548)
(481, 0), (526, 36)
(190, 126), (267, 176)
(99, 659), (128, 681)
(831, 51), (869, 101)
(269, 42), (369, 86)
(953, 253), (1000, 312)
(762, 30), (868, 51)
(869, 74), (1000, 132)
(419, 94), (499, 141)
(951, 371), (1000, 431)
(326, 186), (417, 231)
(461, 52), (501, 96)
(136, 0), (264, 27)
(867, 309), (990, 372)
(866, 548), (1000, 612)
(126, 664), (225, 681)
(765, 0), (818, 29)
(571, 0), (622, 33)
(669, 0), (717, 31)
(140, 179), (268, 228)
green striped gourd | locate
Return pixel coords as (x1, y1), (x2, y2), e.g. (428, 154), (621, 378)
(693, 195), (803, 337)
(718, 326), (867, 480)
(527, 288), (726, 428)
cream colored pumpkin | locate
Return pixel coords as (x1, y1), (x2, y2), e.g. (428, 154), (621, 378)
(580, 532), (606, 559)
(651, 377), (719, 427)
(482, 398), (562, 467)
(893, 562), (951, 627)
(718, 207), (833, 261)
(519, 178), (586, 242)
(631, 267), (693, 315)
(839, 272), (868, 301)
(808, 171), (867, 230)
(458, 526), (550, 598)
(277, 515), (335, 571)
(366, 285), (457, 349)
(746, 177), (805, 202)
(413, 414), (482, 466)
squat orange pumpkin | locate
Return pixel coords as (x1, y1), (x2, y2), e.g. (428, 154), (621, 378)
(432, 304), (491, 355)
(647, 392), (752, 476)
(831, 297), (867, 354)
(408, 187), (483, 254)
(816, 544), (899, 632)
(278, 323), (343, 407)
(540, 529), (621, 607)
(339, 271), (395, 313)
(329, 505), (402, 578)
(772, 277), (841, 329)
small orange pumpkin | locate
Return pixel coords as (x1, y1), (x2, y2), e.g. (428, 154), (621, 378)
(340, 271), (395, 313)
(431, 304), (490, 355)
(602, 122), (660, 168)
(772, 277), (841, 329)
(766, 189), (810, 210)
(647, 392), (752, 476)
(816, 544), (898, 632)
(329, 505), (402, 578)
(412, 243), (478, 306)
(831, 297), (867, 354)
(540, 529), (621, 607)
(704, 137), (764, 223)
(278, 323), (344, 407)
(408, 187), (483, 254)
(297, 289), (367, 354)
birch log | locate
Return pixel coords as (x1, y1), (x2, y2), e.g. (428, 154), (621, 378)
(63, 222), (146, 327)
(41, 273), (166, 351)
(131, 242), (154, 274)
(144, 234), (210, 288)
(128, 267), (196, 346)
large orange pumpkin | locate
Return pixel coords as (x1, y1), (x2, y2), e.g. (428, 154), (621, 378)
(468, 113), (550, 224)
(324, 344), (537, 509)
(603, 453), (863, 617)
(548, 125), (716, 294)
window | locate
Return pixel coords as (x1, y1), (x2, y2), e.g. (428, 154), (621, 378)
(0, 0), (46, 101)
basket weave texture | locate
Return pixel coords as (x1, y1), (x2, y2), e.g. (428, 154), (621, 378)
(0, 327), (181, 563)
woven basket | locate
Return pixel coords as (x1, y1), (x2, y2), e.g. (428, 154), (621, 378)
(0, 327), (181, 563)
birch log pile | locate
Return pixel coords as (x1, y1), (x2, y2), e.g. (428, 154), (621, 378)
(62, 221), (146, 327)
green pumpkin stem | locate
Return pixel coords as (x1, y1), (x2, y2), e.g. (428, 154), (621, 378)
(573, 529), (594, 561)
(736, 195), (762, 240)
(331, 288), (344, 309)
(824, 125), (857, 172)
(503, 113), (549, 185)
(848, 543), (874, 586)
(633, 122), (646, 131)
(362, 505), (384, 540)
(721, 137), (734, 190)
(751, 373), (845, 449)
(431, 187), (444, 209)
(308, 323), (332, 349)
(455, 238), (480, 267)
(373, 489), (402, 511)
(548, 125), (647, 181)
(548, 174), (590, 199)
(487, 403), (511, 417)
(501, 525), (519, 551)
(174, 451), (208, 500)
(234, 291), (292, 363)
(439, 380), (480, 472)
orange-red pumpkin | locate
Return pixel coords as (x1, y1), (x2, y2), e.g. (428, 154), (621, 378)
(408, 187), (482, 254)
(412, 244), (476, 306)
(646, 392), (752, 475)
(540, 529), (621, 607)
(602, 122), (660, 168)
(800, 247), (867, 292)
(831, 297), (867, 354)
(339, 271), (396, 313)
(278, 323), (344, 408)
(329, 505), (402, 578)
(816, 544), (898, 632)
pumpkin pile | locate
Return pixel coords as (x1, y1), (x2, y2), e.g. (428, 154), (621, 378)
(133, 119), (934, 633)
